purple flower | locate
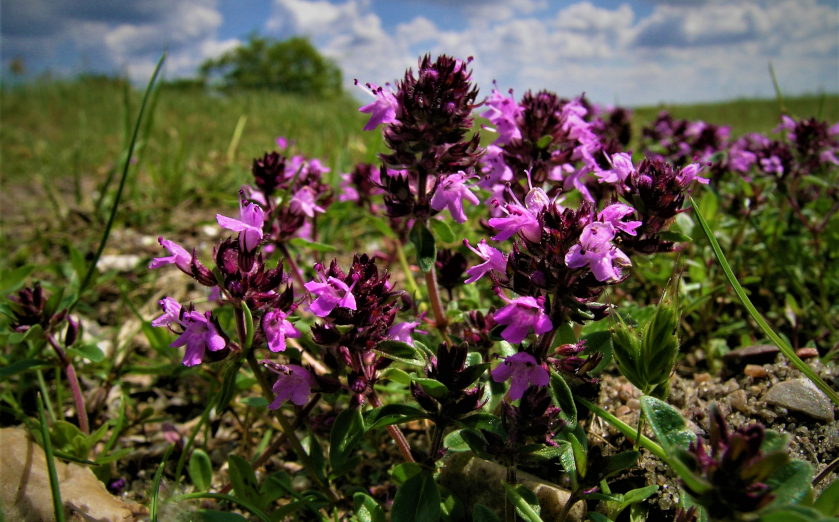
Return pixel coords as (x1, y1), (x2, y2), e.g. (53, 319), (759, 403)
(267, 364), (318, 407)
(304, 275), (358, 317)
(760, 155), (784, 175)
(493, 292), (552, 344)
(596, 152), (635, 185)
(216, 192), (265, 252)
(565, 222), (631, 282)
(151, 297), (182, 327)
(488, 202), (542, 243)
(170, 311), (226, 367)
(149, 238), (191, 273)
(483, 87), (522, 145)
(463, 239), (507, 283)
(263, 308), (301, 353)
(479, 145), (514, 189)
(387, 320), (425, 346)
(357, 81), (398, 131)
(276, 136), (288, 149)
(289, 187), (326, 218)
(491, 352), (550, 400)
(677, 163), (710, 185)
(598, 203), (641, 236)
(430, 171), (479, 223)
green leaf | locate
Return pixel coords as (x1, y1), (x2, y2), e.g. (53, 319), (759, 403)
(199, 510), (249, 522)
(456, 413), (503, 435)
(43, 286), (65, 323)
(392, 471), (441, 522)
(329, 408), (365, 470)
(241, 397), (269, 409)
(549, 371), (577, 427)
(381, 367), (413, 385)
(0, 265), (35, 296)
(440, 486), (466, 522)
(415, 377), (450, 401)
(390, 462), (423, 487)
(189, 449), (213, 492)
(329, 455), (362, 480)
(535, 134), (553, 149)
(409, 221), (437, 273)
(761, 429), (790, 454)
(305, 427), (328, 485)
(66, 343), (105, 363)
(765, 460), (814, 508)
(581, 331), (613, 374)
(217, 359), (243, 412)
(443, 430), (471, 452)
(69, 246), (88, 283)
(813, 476), (839, 516)
(657, 231), (692, 243)
(366, 215), (398, 239)
(242, 303), (255, 350)
(267, 499), (315, 522)
(458, 429), (493, 460)
(364, 404), (429, 431)
(595, 451), (640, 482)
(501, 483), (543, 522)
(587, 513), (610, 522)
(354, 492), (387, 522)
(557, 441), (577, 490)
(228, 454), (263, 510)
(472, 504), (501, 522)
(621, 485), (658, 506)
(758, 506), (827, 522)
(569, 432), (588, 480)
(430, 219), (455, 244)
(457, 363), (490, 389)
(0, 359), (51, 381)
(640, 396), (696, 452)
(374, 340), (427, 367)
(288, 237), (337, 253)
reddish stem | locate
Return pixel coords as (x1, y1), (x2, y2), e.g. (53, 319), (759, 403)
(47, 334), (89, 435)
(370, 391), (415, 462)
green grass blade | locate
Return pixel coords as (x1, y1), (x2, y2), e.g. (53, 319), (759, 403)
(575, 396), (666, 460)
(690, 196), (839, 407)
(149, 443), (175, 522)
(37, 393), (66, 522)
(73, 52), (166, 309)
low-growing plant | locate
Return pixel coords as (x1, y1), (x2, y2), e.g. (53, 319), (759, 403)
(2, 52), (838, 522)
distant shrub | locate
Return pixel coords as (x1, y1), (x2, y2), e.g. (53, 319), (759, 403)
(199, 35), (342, 97)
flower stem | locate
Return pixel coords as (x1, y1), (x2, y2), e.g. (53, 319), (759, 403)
(424, 265), (451, 344)
(393, 239), (420, 297)
(46, 334), (88, 435)
(370, 391), (415, 462)
(633, 409), (646, 451)
(280, 243), (307, 293)
(231, 305), (338, 503)
(246, 351), (339, 503)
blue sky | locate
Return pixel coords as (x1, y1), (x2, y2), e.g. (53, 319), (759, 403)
(2, 0), (837, 105)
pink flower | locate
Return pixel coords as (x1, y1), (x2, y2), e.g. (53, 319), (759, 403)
(596, 152), (635, 185)
(169, 311), (226, 367)
(479, 145), (514, 189)
(216, 191), (265, 252)
(565, 222), (631, 282)
(267, 365), (318, 407)
(275, 136), (288, 149)
(357, 81), (398, 131)
(483, 88), (522, 145)
(677, 163), (709, 185)
(263, 309), (301, 353)
(149, 237), (191, 273)
(493, 292), (552, 344)
(289, 187), (326, 218)
(430, 172), (480, 223)
(488, 203), (542, 243)
(463, 239), (507, 284)
(304, 275), (358, 317)
(151, 297), (182, 327)
(491, 352), (550, 400)
(598, 203), (641, 236)
(387, 320), (425, 346)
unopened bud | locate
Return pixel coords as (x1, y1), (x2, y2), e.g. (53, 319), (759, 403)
(64, 316), (81, 347)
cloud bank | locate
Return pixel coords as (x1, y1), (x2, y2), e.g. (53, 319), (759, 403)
(2, 0), (836, 105)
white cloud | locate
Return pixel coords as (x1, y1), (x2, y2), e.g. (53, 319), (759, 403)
(263, 0), (837, 105)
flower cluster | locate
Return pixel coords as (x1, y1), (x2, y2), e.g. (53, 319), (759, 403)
(681, 404), (789, 518)
(359, 54), (484, 223)
(641, 111), (731, 167)
(245, 151), (332, 243)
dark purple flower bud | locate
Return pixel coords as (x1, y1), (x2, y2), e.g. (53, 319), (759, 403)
(190, 249), (217, 287)
(64, 316), (81, 347)
(252, 152), (286, 197)
(7, 284), (49, 333)
(435, 249), (467, 298)
(451, 386), (487, 416)
(411, 382), (439, 413)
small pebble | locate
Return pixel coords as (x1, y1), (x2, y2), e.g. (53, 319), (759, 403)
(694, 372), (711, 383)
(615, 405), (632, 417)
(292, 475), (311, 492)
(627, 398), (641, 410)
(618, 383), (637, 402)
(729, 389), (748, 412)
(744, 365), (768, 378)
(723, 378), (740, 394)
(796, 348), (819, 359)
